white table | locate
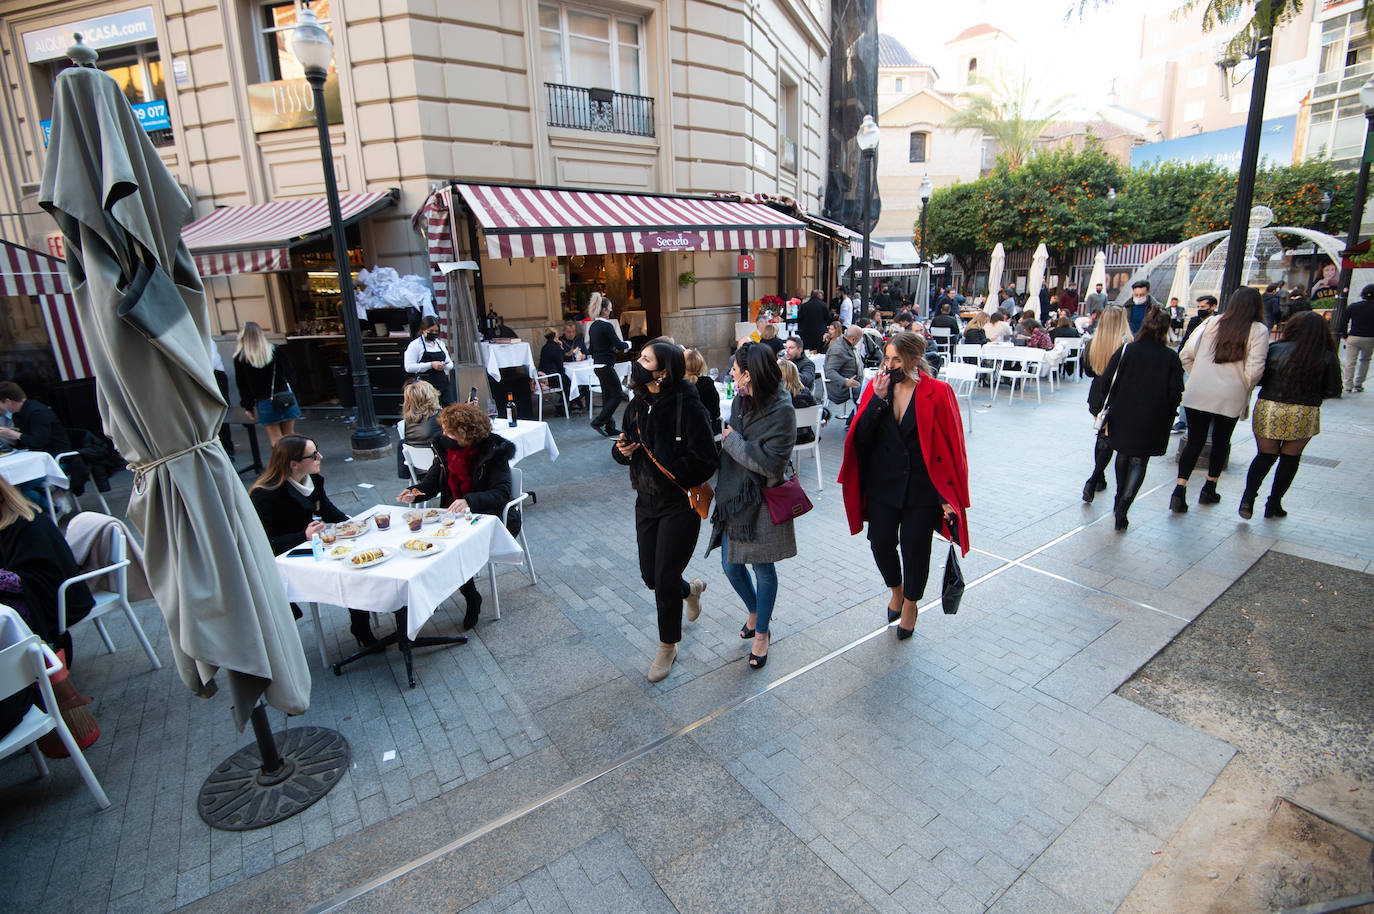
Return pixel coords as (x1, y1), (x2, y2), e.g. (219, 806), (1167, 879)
(495, 419), (559, 465)
(564, 359), (599, 390)
(0, 450), (68, 514)
(478, 341), (535, 380)
(276, 507), (524, 681)
(621, 310), (647, 336)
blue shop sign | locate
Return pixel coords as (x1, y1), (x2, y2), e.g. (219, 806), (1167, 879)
(41, 99), (169, 146)
(23, 7), (156, 63)
(1131, 116), (1297, 171)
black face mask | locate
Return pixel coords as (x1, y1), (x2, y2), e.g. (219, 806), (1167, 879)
(424, 332), (438, 342)
(887, 367), (907, 384)
(630, 362), (659, 388)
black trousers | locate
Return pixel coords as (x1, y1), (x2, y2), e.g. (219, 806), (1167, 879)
(867, 500), (942, 601)
(634, 493), (699, 644)
(417, 371), (455, 406)
(1178, 408), (1238, 479)
(593, 364), (624, 427)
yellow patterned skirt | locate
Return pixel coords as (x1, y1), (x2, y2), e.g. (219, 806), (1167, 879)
(1252, 398), (1320, 440)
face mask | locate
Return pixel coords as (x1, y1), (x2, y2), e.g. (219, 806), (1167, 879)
(424, 332), (438, 341)
(1132, 295), (1146, 304)
(887, 367), (907, 384)
(630, 362), (658, 388)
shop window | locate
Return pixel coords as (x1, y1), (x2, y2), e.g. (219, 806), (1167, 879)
(257, 0), (334, 81)
(780, 73), (799, 174)
(909, 131), (928, 164)
(40, 42), (171, 148)
(966, 57), (978, 84)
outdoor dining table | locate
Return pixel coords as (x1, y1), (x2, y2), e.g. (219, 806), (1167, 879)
(0, 449), (68, 514)
(275, 505), (524, 687)
(496, 418), (559, 465)
(478, 340), (535, 380)
(563, 358), (598, 390)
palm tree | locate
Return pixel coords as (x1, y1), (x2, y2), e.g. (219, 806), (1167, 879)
(946, 70), (1067, 170)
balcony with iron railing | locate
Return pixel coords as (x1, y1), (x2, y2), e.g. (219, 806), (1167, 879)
(545, 83), (655, 138)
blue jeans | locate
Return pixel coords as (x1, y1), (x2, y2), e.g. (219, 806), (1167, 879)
(719, 531), (778, 634)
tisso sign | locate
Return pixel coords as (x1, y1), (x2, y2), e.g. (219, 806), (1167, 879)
(23, 7), (156, 63)
(246, 73), (343, 133)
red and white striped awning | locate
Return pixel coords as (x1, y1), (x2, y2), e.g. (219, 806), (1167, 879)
(183, 190), (398, 276)
(0, 241), (91, 380)
(848, 238), (886, 262)
(455, 183), (807, 259)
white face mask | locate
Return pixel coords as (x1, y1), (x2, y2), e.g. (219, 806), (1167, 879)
(1132, 294), (1147, 304)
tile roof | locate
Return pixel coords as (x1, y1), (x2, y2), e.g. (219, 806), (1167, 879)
(878, 33), (930, 68)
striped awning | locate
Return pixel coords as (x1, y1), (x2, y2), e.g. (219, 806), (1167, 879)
(183, 189), (399, 276)
(0, 240), (91, 380)
(848, 238), (886, 262)
(867, 267), (924, 277)
(803, 214), (861, 243)
(455, 183), (807, 259)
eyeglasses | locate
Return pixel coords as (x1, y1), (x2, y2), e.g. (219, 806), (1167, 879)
(301, 451), (323, 461)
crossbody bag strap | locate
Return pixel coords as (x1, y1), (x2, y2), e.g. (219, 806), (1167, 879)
(1102, 343), (1128, 413)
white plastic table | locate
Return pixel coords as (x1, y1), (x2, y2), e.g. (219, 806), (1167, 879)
(478, 341), (535, 380)
(0, 450), (68, 514)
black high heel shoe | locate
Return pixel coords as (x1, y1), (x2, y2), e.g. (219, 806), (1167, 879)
(748, 633), (769, 669)
(739, 623), (755, 639)
(460, 579), (482, 630)
(895, 625), (914, 641)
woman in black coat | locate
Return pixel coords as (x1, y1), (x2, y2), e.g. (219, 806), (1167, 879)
(612, 341), (717, 683)
(250, 435), (377, 646)
(1087, 307), (1184, 531)
(399, 403), (517, 630)
(586, 293), (631, 436)
(0, 477), (93, 654)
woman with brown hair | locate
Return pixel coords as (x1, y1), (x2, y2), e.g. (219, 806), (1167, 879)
(1082, 305), (1132, 502)
(398, 403), (517, 629)
(1238, 311), (1343, 519)
(250, 435), (376, 646)
(1087, 308), (1185, 531)
(1171, 286), (1270, 512)
(839, 331), (970, 640)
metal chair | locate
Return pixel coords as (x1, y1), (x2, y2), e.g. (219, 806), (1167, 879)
(929, 326), (955, 357)
(59, 521), (161, 670)
(485, 467), (535, 621)
(791, 405), (824, 490)
(534, 372), (570, 421)
(0, 610), (109, 809)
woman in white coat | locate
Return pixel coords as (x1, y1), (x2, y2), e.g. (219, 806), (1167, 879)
(1170, 286), (1270, 512)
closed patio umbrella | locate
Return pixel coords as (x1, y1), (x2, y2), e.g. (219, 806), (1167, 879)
(986, 242), (1006, 314)
(1024, 243), (1049, 321)
(1086, 250), (1107, 297)
(39, 45), (342, 829)
(1166, 248), (1191, 307)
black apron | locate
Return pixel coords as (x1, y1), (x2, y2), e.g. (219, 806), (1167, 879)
(415, 342), (454, 405)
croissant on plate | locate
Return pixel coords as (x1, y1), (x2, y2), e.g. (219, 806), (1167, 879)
(351, 549), (384, 565)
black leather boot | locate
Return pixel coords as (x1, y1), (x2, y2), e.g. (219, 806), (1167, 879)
(1114, 456), (1148, 531)
(349, 609), (377, 647)
(1083, 435), (1113, 503)
(459, 578), (482, 630)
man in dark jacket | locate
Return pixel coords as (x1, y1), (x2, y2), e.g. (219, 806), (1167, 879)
(1262, 283), (1283, 327)
(797, 289), (830, 351)
(0, 381), (89, 498)
(1178, 294), (1216, 349)
(784, 336), (816, 391)
(1341, 283), (1374, 392)
(1126, 279), (1156, 334)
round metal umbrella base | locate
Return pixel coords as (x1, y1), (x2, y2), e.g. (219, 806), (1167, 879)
(197, 725), (349, 830)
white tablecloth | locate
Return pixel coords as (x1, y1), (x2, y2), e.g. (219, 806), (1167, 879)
(564, 359), (599, 389)
(478, 341), (535, 380)
(496, 419), (559, 465)
(0, 450), (68, 490)
(621, 310), (647, 336)
(276, 508), (524, 640)
(807, 353), (826, 374)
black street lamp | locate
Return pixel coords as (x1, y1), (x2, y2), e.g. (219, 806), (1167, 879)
(291, 9), (389, 459)
(856, 115), (879, 321)
(1105, 186), (1116, 259)
(1334, 77), (1374, 337)
(1219, 23), (1274, 309)
(918, 175), (933, 264)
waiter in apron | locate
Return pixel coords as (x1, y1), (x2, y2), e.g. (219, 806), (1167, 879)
(403, 316), (456, 405)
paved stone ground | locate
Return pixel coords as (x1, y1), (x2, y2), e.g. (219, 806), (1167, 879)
(2, 364), (1371, 914)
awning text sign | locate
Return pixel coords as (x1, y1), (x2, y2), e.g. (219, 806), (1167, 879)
(737, 253), (755, 276)
(23, 7), (156, 63)
(639, 231), (704, 252)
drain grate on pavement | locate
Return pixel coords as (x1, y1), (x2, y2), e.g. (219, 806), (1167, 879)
(1303, 455), (1341, 468)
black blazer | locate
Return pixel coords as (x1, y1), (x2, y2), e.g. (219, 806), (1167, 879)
(411, 434), (519, 533)
(13, 399), (72, 456)
(0, 512), (93, 645)
(235, 348), (296, 410)
(853, 390), (940, 509)
(249, 474), (348, 554)
(694, 376), (721, 428)
(1088, 341), (1184, 457)
(797, 296), (830, 350)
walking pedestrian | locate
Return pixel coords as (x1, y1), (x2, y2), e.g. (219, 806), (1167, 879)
(1238, 311), (1343, 520)
(1087, 308), (1184, 531)
(797, 289), (830, 351)
(1083, 283), (1107, 315)
(1170, 286), (1269, 512)
(708, 344), (796, 669)
(234, 321), (301, 447)
(587, 292), (631, 437)
(839, 331), (970, 640)
(612, 341), (717, 682)
(824, 325), (864, 418)
(1340, 283), (1374, 392)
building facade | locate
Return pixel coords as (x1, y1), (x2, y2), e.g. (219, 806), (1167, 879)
(0, 0), (833, 399)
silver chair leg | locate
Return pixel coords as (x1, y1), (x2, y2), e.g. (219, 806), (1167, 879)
(120, 598), (162, 669)
(519, 528), (537, 585)
(28, 743), (48, 778)
(487, 564), (502, 620)
(93, 618), (116, 654)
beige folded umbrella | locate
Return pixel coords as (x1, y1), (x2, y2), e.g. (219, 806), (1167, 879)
(1166, 248), (1191, 307)
(985, 243), (1006, 315)
(1086, 250), (1107, 295)
(1024, 243), (1049, 320)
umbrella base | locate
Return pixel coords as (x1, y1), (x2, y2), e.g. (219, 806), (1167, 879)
(197, 719), (349, 831)
(331, 607), (468, 688)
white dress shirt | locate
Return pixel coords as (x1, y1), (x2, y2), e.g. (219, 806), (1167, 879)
(404, 335), (454, 374)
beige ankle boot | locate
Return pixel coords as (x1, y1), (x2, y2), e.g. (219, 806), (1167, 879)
(648, 642), (677, 682)
(685, 579), (707, 622)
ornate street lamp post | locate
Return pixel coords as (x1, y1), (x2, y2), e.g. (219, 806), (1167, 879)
(1334, 78), (1374, 338)
(291, 9), (389, 458)
(856, 115), (879, 321)
(918, 175), (933, 263)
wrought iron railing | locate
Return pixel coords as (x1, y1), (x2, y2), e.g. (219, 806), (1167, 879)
(545, 83), (655, 137)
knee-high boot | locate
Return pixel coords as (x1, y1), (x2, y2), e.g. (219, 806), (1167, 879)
(459, 577), (482, 630)
(1113, 455), (1148, 531)
(1083, 434), (1113, 502)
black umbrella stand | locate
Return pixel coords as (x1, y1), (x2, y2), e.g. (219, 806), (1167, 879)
(197, 704), (349, 830)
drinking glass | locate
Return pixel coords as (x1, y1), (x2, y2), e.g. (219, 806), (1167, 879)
(321, 524), (336, 545)
(708, 368), (719, 382)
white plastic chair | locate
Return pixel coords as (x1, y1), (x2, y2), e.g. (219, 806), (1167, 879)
(59, 522), (161, 670)
(791, 405), (824, 490)
(0, 614), (109, 809)
(534, 372), (569, 421)
(485, 466), (536, 621)
(396, 420), (438, 507)
(953, 343), (984, 364)
(941, 362), (979, 431)
(54, 451), (111, 515)
(997, 347), (1049, 404)
(929, 326), (955, 356)
(1058, 337), (1085, 379)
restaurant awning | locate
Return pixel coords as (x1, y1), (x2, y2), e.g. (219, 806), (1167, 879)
(454, 182), (807, 259)
(0, 239), (91, 380)
(182, 189), (399, 277)
(848, 238), (886, 262)
(802, 214), (861, 243)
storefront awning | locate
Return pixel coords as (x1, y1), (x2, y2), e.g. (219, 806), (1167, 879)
(803, 214), (861, 243)
(183, 189), (399, 277)
(0, 240), (91, 380)
(848, 238), (886, 262)
(454, 183), (807, 259)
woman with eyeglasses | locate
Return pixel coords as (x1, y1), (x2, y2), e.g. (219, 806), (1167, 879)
(250, 434), (376, 647)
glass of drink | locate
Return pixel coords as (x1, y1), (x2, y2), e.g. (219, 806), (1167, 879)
(373, 512), (391, 530)
(321, 524), (336, 545)
(441, 510), (457, 527)
(405, 511), (423, 532)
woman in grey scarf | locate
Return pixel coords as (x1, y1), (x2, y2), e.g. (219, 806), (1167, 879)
(708, 344), (797, 669)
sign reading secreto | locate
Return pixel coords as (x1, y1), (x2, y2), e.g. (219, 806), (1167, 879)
(41, 99), (169, 146)
(737, 253), (756, 276)
(23, 7), (156, 63)
(639, 231), (705, 252)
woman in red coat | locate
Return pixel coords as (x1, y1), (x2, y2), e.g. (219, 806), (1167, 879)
(839, 331), (970, 639)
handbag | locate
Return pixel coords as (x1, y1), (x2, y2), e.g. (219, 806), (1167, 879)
(1092, 343), (1127, 432)
(941, 517), (965, 615)
(269, 357), (297, 412)
(639, 433), (714, 521)
(762, 467), (813, 525)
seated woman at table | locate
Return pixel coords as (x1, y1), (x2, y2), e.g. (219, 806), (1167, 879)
(0, 477), (92, 661)
(397, 380), (442, 480)
(684, 348), (721, 436)
(537, 329), (577, 413)
(1019, 317), (1054, 350)
(961, 312), (989, 346)
(779, 358), (817, 444)
(398, 403), (516, 631)
(820, 321), (844, 354)
(250, 435), (377, 647)
(985, 310), (1013, 343)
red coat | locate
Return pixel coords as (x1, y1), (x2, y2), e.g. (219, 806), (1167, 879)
(838, 375), (971, 555)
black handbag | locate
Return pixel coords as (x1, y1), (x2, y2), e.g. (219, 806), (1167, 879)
(942, 517), (965, 615)
(269, 357), (297, 412)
